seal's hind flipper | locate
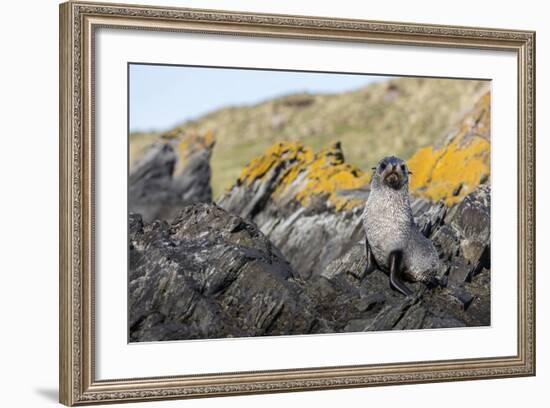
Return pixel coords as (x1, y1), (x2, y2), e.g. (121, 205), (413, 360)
(363, 236), (378, 276)
(389, 250), (413, 296)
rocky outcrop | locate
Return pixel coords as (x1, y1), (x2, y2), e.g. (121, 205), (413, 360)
(219, 141), (370, 214)
(214, 94), (491, 332)
(129, 92), (491, 341)
(407, 92), (491, 205)
(219, 92), (492, 280)
(129, 204), (318, 342)
(218, 141), (369, 279)
(129, 185), (490, 341)
(317, 184), (491, 331)
(129, 131), (215, 222)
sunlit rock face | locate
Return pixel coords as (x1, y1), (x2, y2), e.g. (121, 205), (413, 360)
(407, 91), (491, 205)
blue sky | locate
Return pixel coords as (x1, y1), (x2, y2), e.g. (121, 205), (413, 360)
(129, 64), (390, 132)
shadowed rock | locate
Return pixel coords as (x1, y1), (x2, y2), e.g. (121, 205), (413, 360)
(129, 132), (215, 222)
(129, 203), (317, 342)
(317, 187), (491, 332)
(130, 182), (490, 341)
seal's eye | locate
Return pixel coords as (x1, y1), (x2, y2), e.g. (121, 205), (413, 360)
(379, 162), (387, 171)
(400, 164), (406, 172)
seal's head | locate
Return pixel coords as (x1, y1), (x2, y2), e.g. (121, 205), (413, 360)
(372, 156), (411, 191)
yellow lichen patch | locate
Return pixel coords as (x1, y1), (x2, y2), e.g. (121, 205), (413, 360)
(429, 138), (489, 203)
(238, 141), (313, 186)
(293, 144), (371, 210)
(236, 141), (370, 211)
(407, 91), (491, 205)
(407, 146), (442, 191)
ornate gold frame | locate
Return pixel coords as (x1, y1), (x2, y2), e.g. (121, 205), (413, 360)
(59, 1), (536, 405)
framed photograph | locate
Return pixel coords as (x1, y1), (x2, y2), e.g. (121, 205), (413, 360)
(59, 1), (536, 405)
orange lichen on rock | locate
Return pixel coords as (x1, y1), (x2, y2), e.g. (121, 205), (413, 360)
(237, 141), (370, 211)
(293, 143), (371, 210)
(238, 141), (313, 186)
(407, 92), (491, 205)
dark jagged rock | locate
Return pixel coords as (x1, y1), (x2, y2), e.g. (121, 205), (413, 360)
(130, 185), (490, 341)
(129, 91), (491, 340)
(129, 197), (491, 343)
(414, 200), (447, 237)
(317, 185), (491, 330)
(129, 143), (179, 222)
(173, 149), (213, 205)
(433, 184), (491, 279)
(129, 204), (317, 342)
(129, 133), (214, 223)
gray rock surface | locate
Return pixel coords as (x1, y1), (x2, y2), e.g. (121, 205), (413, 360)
(129, 141), (213, 223)
(218, 143), (367, 280)
(129, 182), (490, 341)
(129, 204), (317, 342)
(215, 145), (491, 334)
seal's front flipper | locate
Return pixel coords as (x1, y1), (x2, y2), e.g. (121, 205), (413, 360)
(363, 236), (378, 277)
(389, 250), (413, 297)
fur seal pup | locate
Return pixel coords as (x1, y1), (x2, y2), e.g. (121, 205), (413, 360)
(362, 156), (440, 296)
